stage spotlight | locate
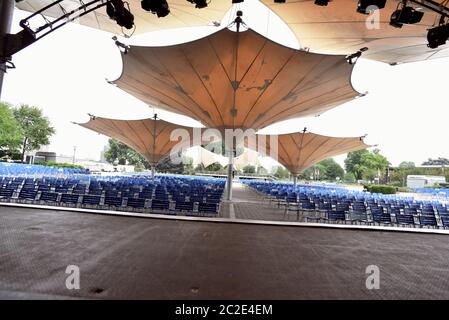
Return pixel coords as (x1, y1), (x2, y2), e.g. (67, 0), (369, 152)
(141, 0), (170, 18)
(274, 0), (286, 3)
(106, 0), (134, 29)
(187, 0), (208, 8)
(390, 6), (424, 28)
(233, 0), (245, 3)
(427, 24), (449, 49)
(314, 0), (329, 6)
(356, 0), (386, 14)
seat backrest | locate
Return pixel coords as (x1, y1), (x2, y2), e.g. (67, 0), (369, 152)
(396, 214), (414, 225)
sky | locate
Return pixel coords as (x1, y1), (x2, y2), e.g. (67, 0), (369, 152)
(3, 0), (449, 168)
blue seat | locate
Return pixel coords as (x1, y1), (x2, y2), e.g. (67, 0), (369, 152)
(324, 210), (346, 223)
(18, 189), (38, 201)
(396, 214), (415, 226)
(441, 215), (449, 229)
(175, 201), (193, 212)
(82, 195), (101, 206)
(60, 194), (80, 205)
(418, 215), (437, 228)
(198, 203), (218, 214)
(40, 191), (59, 203)
(0, 188), (14, 199)
(126, 198), (146, 209)
(104, 196), (123, 207)
(372, 212), (391, 225)
(151, 199), (169, 211)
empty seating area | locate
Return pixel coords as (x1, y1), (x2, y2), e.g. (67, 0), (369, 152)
(242, 180), (449, 229)
(414, 187), (449, 200)
(0, 175), (225, 217)
(0, 162), (88, 175)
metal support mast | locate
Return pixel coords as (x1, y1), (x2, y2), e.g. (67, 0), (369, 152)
(0, 0), (15, 98)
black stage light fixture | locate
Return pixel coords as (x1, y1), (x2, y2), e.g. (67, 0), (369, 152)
(390, 6), (424, 28)
(233, 0), (245, 3)
(427, 24), (449, 49)
(314, 0), (329, 6)
(274, 0), (286, 3)
(356, 0), (386, 14)
(141, 0), (170, 18)
(187, 0), (208, 8)
(106, 0), (135, 29)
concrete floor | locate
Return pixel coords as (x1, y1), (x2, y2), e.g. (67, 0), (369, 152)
(1, 205), (449, 299)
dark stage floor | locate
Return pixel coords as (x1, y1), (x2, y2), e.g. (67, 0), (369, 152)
(1, 205), (449, 299)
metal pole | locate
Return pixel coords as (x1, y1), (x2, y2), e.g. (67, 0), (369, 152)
(293, 175), (297, 187)
(152, 113), (157, 182)
(72, 146), (77, 164)
(226, 149), (233, 200)
(0, 0), (15, 99)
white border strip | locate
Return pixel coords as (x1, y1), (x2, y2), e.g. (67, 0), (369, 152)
(1, 202), (449, 235)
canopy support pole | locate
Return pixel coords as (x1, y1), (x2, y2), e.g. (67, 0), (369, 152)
(226, 149), (233, 201)
(293, 175), (297, 187)
(225, 11), (243, 201)
(151, 165), (155, 180)
(151, 113), (157, 182)
(0, 0), (14, 99)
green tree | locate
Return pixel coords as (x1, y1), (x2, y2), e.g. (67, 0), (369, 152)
(257, 166), (268, 175)
(157, 156), (184, 174)
(344, 149), (389, 181)
(302, 164), (325, 180)
(205, 162), (223, 172)
(0, 102), (23, 159)
(202, 141), (244, 157)
(104, 139), (149, 168)
(422, 157), (449, 166)
(344, 149), (369, 180)
(13, 104), (55, 162)
(343, 172), (356, 183)
(398, 161), (415, 169)
(319, 158), (344, 180)
(242, 165), (256, 174)
(194, 163), (205, 172)
(273, 166), (289, 179)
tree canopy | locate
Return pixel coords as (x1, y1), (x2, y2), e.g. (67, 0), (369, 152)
(344, 149), (389, 181)
(13, 104), (55, 161)
(398, 161), (415, 169)
(302, 158), (344, 181)
(242, 165), (256, 174)
(104, 139), (149, 168)
(422, 158), (449, 166)
(273, 166), (289, 179)
(0, 102), (23, 159)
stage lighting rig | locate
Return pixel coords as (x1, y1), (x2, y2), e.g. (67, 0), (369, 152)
(314, 0), (329, 6)
(356, 0), (386, 14)
(427, 23), (449, 49)
(390, 2), (424, 28)
(106, 0), (135, 29)
(187, 0), (208, 9)
(141, 0), (170, 18)
(2, 0), (136, 65)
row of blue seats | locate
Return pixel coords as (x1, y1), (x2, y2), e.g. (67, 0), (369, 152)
(242, 180), (449, 229)
(0, 189), (219, 215)
(0, 175), (224, 204)
(0, 162), (88, 175)
(0, 175), (225, 216)
(415, 188), (449, 196)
